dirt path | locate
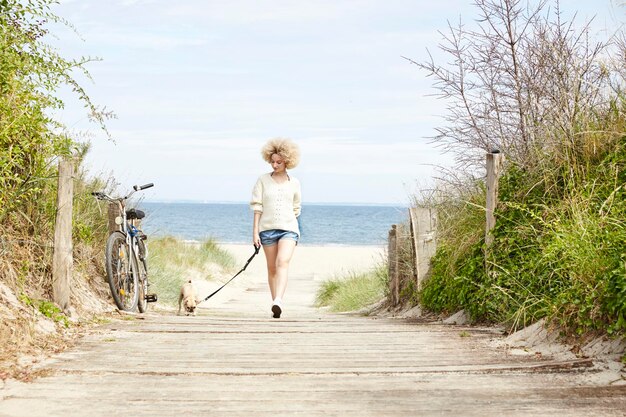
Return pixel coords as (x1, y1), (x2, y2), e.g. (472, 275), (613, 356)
(1, 245), (625, 416)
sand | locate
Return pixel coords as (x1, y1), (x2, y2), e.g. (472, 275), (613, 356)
(221, 243), (386, 280)
(191, 243), (386, 317)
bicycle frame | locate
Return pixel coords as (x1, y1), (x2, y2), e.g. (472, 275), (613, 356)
(115, 199), (140, 272)
(95, 185), (151, 256)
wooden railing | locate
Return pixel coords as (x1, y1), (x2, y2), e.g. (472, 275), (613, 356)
(387, 151), (503, 306)
(387, 208), (437, 306)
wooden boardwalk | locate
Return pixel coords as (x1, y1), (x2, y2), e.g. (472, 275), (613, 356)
(1, 246), (625, 416)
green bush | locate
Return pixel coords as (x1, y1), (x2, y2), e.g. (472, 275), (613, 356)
(420, 138), (626, 335)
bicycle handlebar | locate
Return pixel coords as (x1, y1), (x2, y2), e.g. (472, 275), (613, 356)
(92, 182), (154, 201)
(134, 183), (154, 191)
(91, 191), (109, 200)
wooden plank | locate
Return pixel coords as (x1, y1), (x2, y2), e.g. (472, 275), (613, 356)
(409, 207), (437, 289)
(4, 252), (625, 417)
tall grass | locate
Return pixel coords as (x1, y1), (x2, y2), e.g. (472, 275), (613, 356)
(148, 237), (236, 305)
(315, 265), (388, 313)
(419, 128), (626, 335)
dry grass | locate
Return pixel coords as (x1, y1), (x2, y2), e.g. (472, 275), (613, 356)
(0, 228), (114, 382)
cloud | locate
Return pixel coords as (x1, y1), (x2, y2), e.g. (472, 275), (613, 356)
(159, 0), (364, 24)
(118, 0), (157, 6)
(54, 0), (532, 203)
(297, 135), (446, 175)
(84, 28), (213, 50)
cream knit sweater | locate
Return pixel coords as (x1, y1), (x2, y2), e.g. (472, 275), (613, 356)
(250, 173), (301, 236)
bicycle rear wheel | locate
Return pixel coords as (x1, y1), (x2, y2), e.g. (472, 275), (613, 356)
(105, 231), (139, 311)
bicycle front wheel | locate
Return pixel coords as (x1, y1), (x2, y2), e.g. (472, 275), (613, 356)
(105, 231), (139, 311)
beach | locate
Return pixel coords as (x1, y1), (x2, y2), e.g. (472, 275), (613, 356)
(194, 243), (386, 316)
(222, 243), (386, 280)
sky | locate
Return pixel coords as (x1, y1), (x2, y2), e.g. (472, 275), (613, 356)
(50, 0), (623, 205)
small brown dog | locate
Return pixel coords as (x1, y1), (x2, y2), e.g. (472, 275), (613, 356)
(178, 279), (199, 316)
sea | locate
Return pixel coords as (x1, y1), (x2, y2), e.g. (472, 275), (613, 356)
(139, 202), (407, 246)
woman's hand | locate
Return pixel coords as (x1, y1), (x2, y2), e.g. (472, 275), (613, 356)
(253, 232), (261, 248)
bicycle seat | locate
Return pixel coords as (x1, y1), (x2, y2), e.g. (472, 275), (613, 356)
(126, 208), (145, 220)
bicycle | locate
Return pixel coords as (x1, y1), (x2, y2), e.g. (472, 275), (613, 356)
(92, 183), (157, 312)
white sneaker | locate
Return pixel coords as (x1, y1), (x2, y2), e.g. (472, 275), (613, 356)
(271, 302), (282, 319)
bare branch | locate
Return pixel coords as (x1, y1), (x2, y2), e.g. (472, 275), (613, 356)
(406, 0), (623, 174)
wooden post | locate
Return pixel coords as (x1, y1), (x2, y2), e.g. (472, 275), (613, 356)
(485, 151), (504, 247)
(409, 207), (437, 289)
(388, 224), (399, 306)
(108, 202), (122, 234)
(396, 223), (407, 296)
(52, 159), (74, 312)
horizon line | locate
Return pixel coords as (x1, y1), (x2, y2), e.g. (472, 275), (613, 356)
(143, 199), (408, 207)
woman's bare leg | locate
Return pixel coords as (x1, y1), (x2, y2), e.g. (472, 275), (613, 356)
(273, 239), (297, 301)
(262, 244), (278, 300)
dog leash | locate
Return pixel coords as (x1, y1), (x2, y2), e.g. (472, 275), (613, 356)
(198, 245), (260, 304)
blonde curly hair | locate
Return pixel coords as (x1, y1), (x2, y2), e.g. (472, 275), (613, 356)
(261, 137), (300, 169)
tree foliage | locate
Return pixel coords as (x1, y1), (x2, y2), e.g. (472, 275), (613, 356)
(0, 0), (109, 224)
(0, 0), (113, 301)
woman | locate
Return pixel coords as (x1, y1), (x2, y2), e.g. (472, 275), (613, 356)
(250, 138), (301, 318)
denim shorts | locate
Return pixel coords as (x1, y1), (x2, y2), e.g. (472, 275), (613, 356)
(259, 229), (299, 246)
